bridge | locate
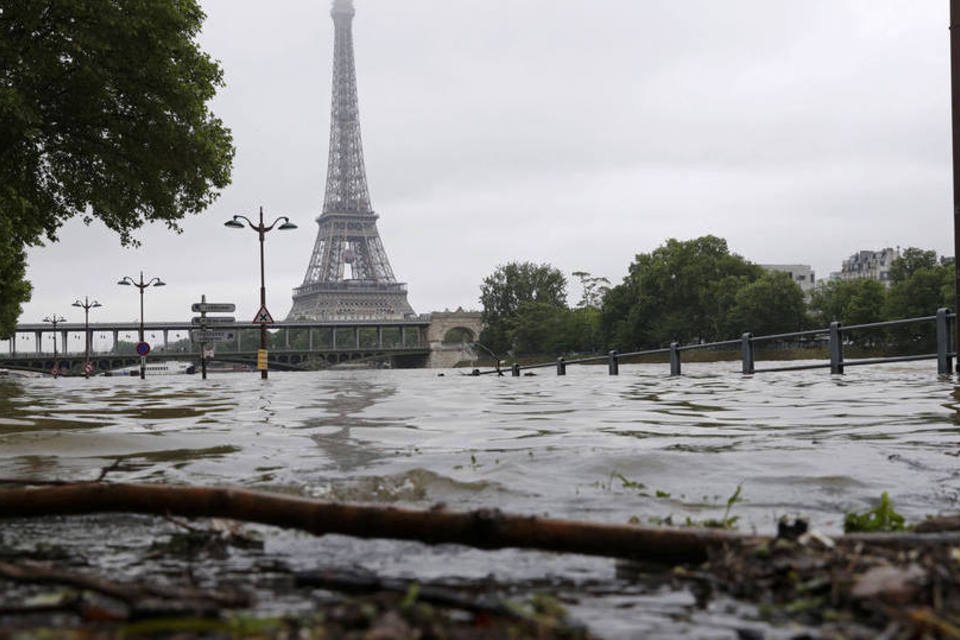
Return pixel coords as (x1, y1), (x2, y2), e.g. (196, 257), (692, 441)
(0, 311), (484, 376)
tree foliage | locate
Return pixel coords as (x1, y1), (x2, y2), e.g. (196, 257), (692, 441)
(479, 262), (567, 355)
(808, 278), (886, 326)
(476, 241), (955, 360)
(0, 0), (234, 336)
(883, 251), (953, 351)
(887, 248), (938, 284)
(601, 236), (763, 350)
(572, 271), (610, 309)
(726, 271), (808, 337)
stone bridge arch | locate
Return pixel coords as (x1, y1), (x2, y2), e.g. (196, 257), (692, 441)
(427, 309), (483, 368)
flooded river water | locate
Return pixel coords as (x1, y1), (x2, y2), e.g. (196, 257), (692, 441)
(1, 361), (958, 638)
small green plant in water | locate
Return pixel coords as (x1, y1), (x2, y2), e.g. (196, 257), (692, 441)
(843, 491), (906, 533)
(613, 472), (646, 492)
(693, 484), (743, 529)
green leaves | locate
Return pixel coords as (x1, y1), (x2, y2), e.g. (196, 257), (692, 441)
(843, 492), (906, 533)
(601, 235), (765, 350)
(0, 0), (234, 336)
(479, 262), (567, 355)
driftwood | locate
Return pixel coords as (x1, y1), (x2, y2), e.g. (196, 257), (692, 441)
(295, 568), (520, 618)
(0, 560), (249, 618)
(0, 482), (750, 564)
(2, 483), (958, 566)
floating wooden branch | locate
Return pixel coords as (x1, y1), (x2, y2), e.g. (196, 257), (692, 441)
(0, 482), (751, 564)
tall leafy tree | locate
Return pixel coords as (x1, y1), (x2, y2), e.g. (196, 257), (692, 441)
(572, 271), (610, 309)
(884, 253), (953, 351)
(601, 236), (763, 349)
(808, 278), (886, 347)
(0, 0), (234, 337)
(726, 271), (808, 337)
(479, 262), (567, 355)
(887, 247), (938, 284)
(809, 279), (886, 326)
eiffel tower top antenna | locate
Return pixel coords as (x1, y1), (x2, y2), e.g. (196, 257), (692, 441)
(325, 0), (371, 215)
(332, 0), (355, 16)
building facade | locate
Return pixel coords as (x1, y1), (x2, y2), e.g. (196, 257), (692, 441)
(760, 264), (817, 294)
(829, 248), (900, 287)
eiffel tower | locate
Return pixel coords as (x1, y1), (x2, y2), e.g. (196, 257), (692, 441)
(287, 0), (415, 321)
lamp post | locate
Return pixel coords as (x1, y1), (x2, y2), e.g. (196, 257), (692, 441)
(225, 206), (297, 380)
(952, 0), (960, 371)
(117, 272), (165, 379)
(71, 296), (102, 378)
(42, 313), (66, 378)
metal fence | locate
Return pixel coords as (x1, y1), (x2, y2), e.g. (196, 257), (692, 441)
(477, 309), (957, 377)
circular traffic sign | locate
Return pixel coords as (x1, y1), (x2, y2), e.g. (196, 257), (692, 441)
(135, 341), (151, 356)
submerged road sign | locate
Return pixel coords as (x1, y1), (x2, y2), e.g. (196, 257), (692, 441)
(190, 329), (236, 343)
(191, 302), (236, 313)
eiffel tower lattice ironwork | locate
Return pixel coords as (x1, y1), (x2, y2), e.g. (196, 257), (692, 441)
(288, 0), (415, 321)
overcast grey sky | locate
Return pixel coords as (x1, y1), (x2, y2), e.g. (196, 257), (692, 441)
(19, 0), (954, 325)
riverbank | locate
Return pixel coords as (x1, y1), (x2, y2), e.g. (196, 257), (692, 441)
(2, 490), (959, 639)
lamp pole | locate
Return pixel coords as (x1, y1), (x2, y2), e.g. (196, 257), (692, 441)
(42, 313), (66, 378)
(117, 271), (165, 379)
(71, 296), (102, 378)
(951, 0), (960, 371)
(225, 206), (297, 380)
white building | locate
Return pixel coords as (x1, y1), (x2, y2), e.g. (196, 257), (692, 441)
(830, 248), (900, 287)
(761, 264), (817, 293)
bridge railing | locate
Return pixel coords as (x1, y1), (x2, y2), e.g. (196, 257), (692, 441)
(476, 309), (957, 378)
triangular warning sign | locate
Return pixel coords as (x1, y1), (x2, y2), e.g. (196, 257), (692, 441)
(253, 305), (274, 324)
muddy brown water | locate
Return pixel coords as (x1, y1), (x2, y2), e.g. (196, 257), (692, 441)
(0, 362), (957, 638)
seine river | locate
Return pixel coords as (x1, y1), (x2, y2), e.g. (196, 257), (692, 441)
(1, 361), (958, 638)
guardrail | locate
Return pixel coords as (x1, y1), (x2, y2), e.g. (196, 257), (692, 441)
(476, 308), (957, 377)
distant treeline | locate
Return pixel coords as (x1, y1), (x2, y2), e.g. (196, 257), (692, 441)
(478, 236), (954, 359)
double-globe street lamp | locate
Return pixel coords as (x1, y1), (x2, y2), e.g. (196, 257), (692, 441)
(225, 206), (297, 380)
(117, 272), (165, 380)
(72, 296), (102, 378)
(42, 313), (66, 378)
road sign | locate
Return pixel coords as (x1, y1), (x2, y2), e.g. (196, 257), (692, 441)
(190, 329), (236, 343)
(191, 316), (236, 325)
(135, 341), (151, 356)
(257, 349), (268, 370)
(191, 302), (236, 313)
(253, 305), (274, 324)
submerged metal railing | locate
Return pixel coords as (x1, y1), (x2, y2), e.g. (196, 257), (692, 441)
(477, 309), (957, 377)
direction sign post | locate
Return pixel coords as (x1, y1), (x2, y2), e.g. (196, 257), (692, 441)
(191, 302), (236, 313)
(191, 316), (236, 325)
(190, 329), (236, 342)
(192, 295), (236, 380)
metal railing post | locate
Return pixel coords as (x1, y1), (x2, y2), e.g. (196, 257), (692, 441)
(741, 332), (754, 374)
(670, 342), (681, 376)
(608, 350), (619, 375)
(937, 308), (952, 375)
(557, 356), (566, 376)
(511, 363), (521, 377)
(829, 321), (844, 375)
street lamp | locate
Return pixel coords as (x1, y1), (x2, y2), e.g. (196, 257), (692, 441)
(71, 296), (102, 378)
(117, 271), (165, 379)
(225, 206), (297, 380)
(42, 313), (66, 378)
